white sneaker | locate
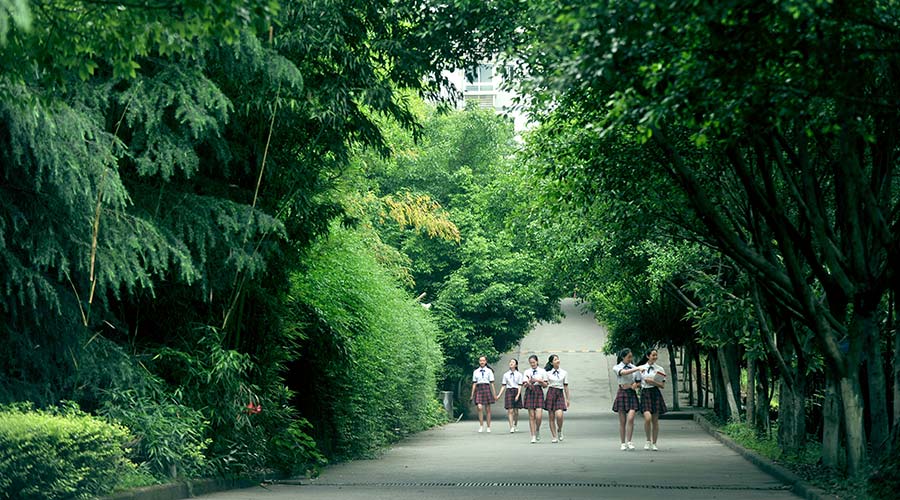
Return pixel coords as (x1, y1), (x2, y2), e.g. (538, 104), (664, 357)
(486, 427), (491, 433)
(478, 426), (484, 433)
(620, 443), (628, 451)
(551, 438), (558, 443)
(644, 441), (651, 450)
(651, 443), (659, 451)
(536, 432), (541, 441)
(509, 428), (515, 434)
(558, 431), (565, 442)
(627, 442), (635, 450)
(513, 426), (518, 433)
(530, 436), (537, 444)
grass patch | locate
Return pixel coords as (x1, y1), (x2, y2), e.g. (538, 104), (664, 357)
(715, 418), (869, 499)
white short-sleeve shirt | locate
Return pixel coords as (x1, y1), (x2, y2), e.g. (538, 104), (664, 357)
(640, 363), (666, 388)
(502, 370), (524, 388)
(472, 366), (494, 384)
(546, 368), (568, 389)
(613, 362), (640, 386)
(523, 366), (547, 387)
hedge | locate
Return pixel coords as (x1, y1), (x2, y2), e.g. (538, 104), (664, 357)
(0, 404), (134, 499)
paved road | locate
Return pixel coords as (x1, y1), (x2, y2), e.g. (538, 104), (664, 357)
(199, 299), (798, 499)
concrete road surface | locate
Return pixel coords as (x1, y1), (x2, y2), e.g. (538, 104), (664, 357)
(198, 298), (798, 499)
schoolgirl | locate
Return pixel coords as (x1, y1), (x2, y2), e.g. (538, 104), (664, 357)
(639, 348), (668, 450)
(470, 355), (497, 433)
(542, 354), (570, 443)
(495, 358), (524, 433)
(612, 348), (642, 450)
(521, 354), (548, 443)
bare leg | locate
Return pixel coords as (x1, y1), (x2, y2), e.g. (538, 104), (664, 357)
(626, 409), (636, 442)
(548, 412), (558, 438)
(555, 409), (565, 435)
(485, 404), (492, 427)
(513, 408), (519, 427)
(618, 411), (627, 443)
(652, 414), (660, 443)
(528, 409), (537, 436)
(643, 411), (652, 441)
(477, 404), (484, 427)
(507, 409), (514, 429)
(535, 409), (543, 435)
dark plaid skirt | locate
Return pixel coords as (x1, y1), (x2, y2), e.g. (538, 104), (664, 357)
(504, 388), (522, 409)
(543, 387), (567, 412)
(612, 387), (640, 413)
(522, 384), (544, 409)
(640, 386), (668, 415)
(474, 383), (493, 406)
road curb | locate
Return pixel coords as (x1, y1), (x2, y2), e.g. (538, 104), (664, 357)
(693, 414), (835, 500)
(102, 477), (260, 500)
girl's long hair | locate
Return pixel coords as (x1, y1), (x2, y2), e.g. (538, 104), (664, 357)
(545, 354), (559, 372)
(616, 348), (632, 364)
(636, 348), (658, 367)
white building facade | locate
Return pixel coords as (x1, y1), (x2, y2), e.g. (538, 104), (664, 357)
(444, 63), (530, 134)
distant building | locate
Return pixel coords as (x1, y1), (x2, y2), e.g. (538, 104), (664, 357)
(444, 63), (531, 134)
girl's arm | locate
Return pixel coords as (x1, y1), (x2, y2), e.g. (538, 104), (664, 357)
(496, 385), (505, 400)
(564, 384), (570, 406)
(491, 381), (498, 399)
(470, 382), (476, 400)
(619, 365), (646, 376)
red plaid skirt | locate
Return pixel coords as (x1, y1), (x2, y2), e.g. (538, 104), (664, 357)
(612, 387), (640, 413)
(543, 387), (567, 412)
(504, 388), (522, 409)
(473, 383), (493, 406)
(522, 384), (544, 409)
(640, 386), (668, 415)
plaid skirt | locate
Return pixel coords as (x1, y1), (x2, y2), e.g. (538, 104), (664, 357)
(543, 387), (567, 412)
(473, 383), (493, 406)
(612, 387), (640, 413)
(640, 386), (668, 415)
(504, 388), (522, 409)
(522, 385), (544, 409)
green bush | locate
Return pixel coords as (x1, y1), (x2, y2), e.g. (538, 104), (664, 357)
(290, 225), (447, 459)
(100, 389), (211, 479)
(869, 446), (900, 498)
(0, 403), (135, 499)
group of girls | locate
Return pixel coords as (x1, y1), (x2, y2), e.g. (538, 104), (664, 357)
(612, 347), (668, 451)
(470, 354), (569, 443)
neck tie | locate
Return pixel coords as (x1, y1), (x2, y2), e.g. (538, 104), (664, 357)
(553, 369), (558, 377)
(480, 368), (485, 380)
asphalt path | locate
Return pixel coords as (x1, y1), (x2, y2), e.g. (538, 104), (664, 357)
(198, 298), (798, 499)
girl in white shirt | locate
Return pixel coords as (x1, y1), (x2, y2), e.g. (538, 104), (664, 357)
(496, 358), (524, 433)
(638, 348), (668, 450)
(470, 355), (497, 433)
(521, 354), (547, 444)
(542, 354), (570, 443)
(612, 348), (643, 450)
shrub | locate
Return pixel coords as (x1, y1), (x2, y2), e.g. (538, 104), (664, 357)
(0, 403), (135, 499)
(99, 389), (211, 479)
(869, 446), (900, 498)
(290, 226), (447, 459)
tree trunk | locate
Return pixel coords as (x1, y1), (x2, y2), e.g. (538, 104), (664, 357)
(894, 301), (900, 444)
(839, 372), (868, 477)
(822, 374), (842, 469)
(777, 377), (805, 456)
(717, 347), (741, 421)
(667, 343), (680, 411)
(687, 346), (695, 406)
(867, 321), (889, 460)
(747, 358), (757, 429)
(755, 360), (770, 433)
(704, 354), (710, 409)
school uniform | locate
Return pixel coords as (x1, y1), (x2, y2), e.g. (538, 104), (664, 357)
(502, 370), (524, 409)
(612, 362), (641, 413)
(543, 367), (568, 412)
(639, 363), (668, 415)
(472, 366), (495, 406)
(522, 366), (546, 409)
